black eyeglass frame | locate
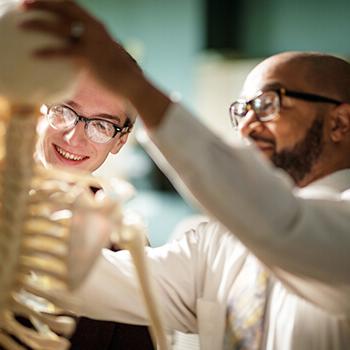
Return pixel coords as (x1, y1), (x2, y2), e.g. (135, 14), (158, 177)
(229, 87), (344, 128)
(47, 104), (133, 143)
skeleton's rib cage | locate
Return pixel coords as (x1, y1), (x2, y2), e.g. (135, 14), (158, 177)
(0, 103), (117, 350)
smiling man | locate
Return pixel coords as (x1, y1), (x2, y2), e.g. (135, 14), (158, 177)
(234, 52), (349, 187)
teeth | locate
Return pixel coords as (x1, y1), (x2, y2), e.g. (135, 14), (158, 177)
(55, 145), (85, 161)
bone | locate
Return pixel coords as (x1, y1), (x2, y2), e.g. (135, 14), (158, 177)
(10, 296), (75, 336)
(113, 212), (170, 350)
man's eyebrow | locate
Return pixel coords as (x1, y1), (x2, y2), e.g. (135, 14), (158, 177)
(260, 82), (283, 92)
(93, 113), (121, 123)
(65, 100), (80, 109)
(64, 100), (121, 123)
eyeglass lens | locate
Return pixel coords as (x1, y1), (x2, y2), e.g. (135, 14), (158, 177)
(48, 105), (76, 129)
(47, 105), (117, 144)
(231, 91), (280, 126)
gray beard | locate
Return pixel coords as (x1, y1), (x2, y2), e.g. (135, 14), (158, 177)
(271, 116), (324, 184)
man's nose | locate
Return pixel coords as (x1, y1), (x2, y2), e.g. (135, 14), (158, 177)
(239, 110), (264, 138)
(63, 122), (87, 145)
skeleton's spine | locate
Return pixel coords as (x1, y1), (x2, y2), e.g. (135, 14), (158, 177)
(0, 111), (37, 312)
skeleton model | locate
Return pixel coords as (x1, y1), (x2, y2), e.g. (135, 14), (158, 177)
(0, 1), (168, 349)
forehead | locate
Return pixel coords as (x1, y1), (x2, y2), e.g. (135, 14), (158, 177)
(68, 79), (128, 122)
(241, 57), (307, 99)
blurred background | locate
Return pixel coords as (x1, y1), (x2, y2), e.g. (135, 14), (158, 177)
(80, 0), (350, 246)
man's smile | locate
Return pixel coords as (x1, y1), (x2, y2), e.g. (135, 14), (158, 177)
(53, 144), (89, 162)
(254, 140), (275, 151)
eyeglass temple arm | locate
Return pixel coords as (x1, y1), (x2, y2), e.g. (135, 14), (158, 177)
(282, 88), (343, 105)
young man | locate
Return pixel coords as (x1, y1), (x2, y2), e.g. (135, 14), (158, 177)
(37, 74), (132, 173)
(22, 1), (350, 349)
(36, 74), (154, 350)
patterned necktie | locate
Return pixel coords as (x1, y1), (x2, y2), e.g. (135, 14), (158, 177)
(223, 255), (269, 350)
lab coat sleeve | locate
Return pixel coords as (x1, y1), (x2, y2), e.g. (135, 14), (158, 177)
(68, 227), (205, 333)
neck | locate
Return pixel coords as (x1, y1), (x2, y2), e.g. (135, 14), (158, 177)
(296, 169), (327, 187)
(295, 156), (350, 188)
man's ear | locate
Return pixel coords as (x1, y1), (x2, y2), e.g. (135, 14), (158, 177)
(329, 104), (350, 143)
(110, 133), (129, 154)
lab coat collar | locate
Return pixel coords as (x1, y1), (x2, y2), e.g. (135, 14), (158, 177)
(298, 168), (350, 198)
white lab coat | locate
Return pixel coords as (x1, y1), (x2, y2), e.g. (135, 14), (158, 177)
(66, 103), (350, 349)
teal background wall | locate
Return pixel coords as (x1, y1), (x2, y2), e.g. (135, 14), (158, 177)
(79, 0), (204, 109)
(79, 0), (350, 104)
(239, 0), (350, 57)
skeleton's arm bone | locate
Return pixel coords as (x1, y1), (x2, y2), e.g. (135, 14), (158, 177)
(114, 213), (169, 350)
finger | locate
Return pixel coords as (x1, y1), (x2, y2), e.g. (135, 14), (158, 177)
(19, 19), (70, 40)
(33, 46), (78, 58)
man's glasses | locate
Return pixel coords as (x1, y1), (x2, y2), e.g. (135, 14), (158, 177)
(229, 87), (343, 128)
(46, 104), (132, 144)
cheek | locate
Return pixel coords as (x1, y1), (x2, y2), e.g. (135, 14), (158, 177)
(43, 128), (59, 148)
(40, 128), (64, 157)
(268, 118), (306, 151)
(90, 144), (114, 166)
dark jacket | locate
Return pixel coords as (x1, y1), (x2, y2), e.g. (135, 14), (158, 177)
(69, 317), (154, 350)
(5, 314), (154, 350)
